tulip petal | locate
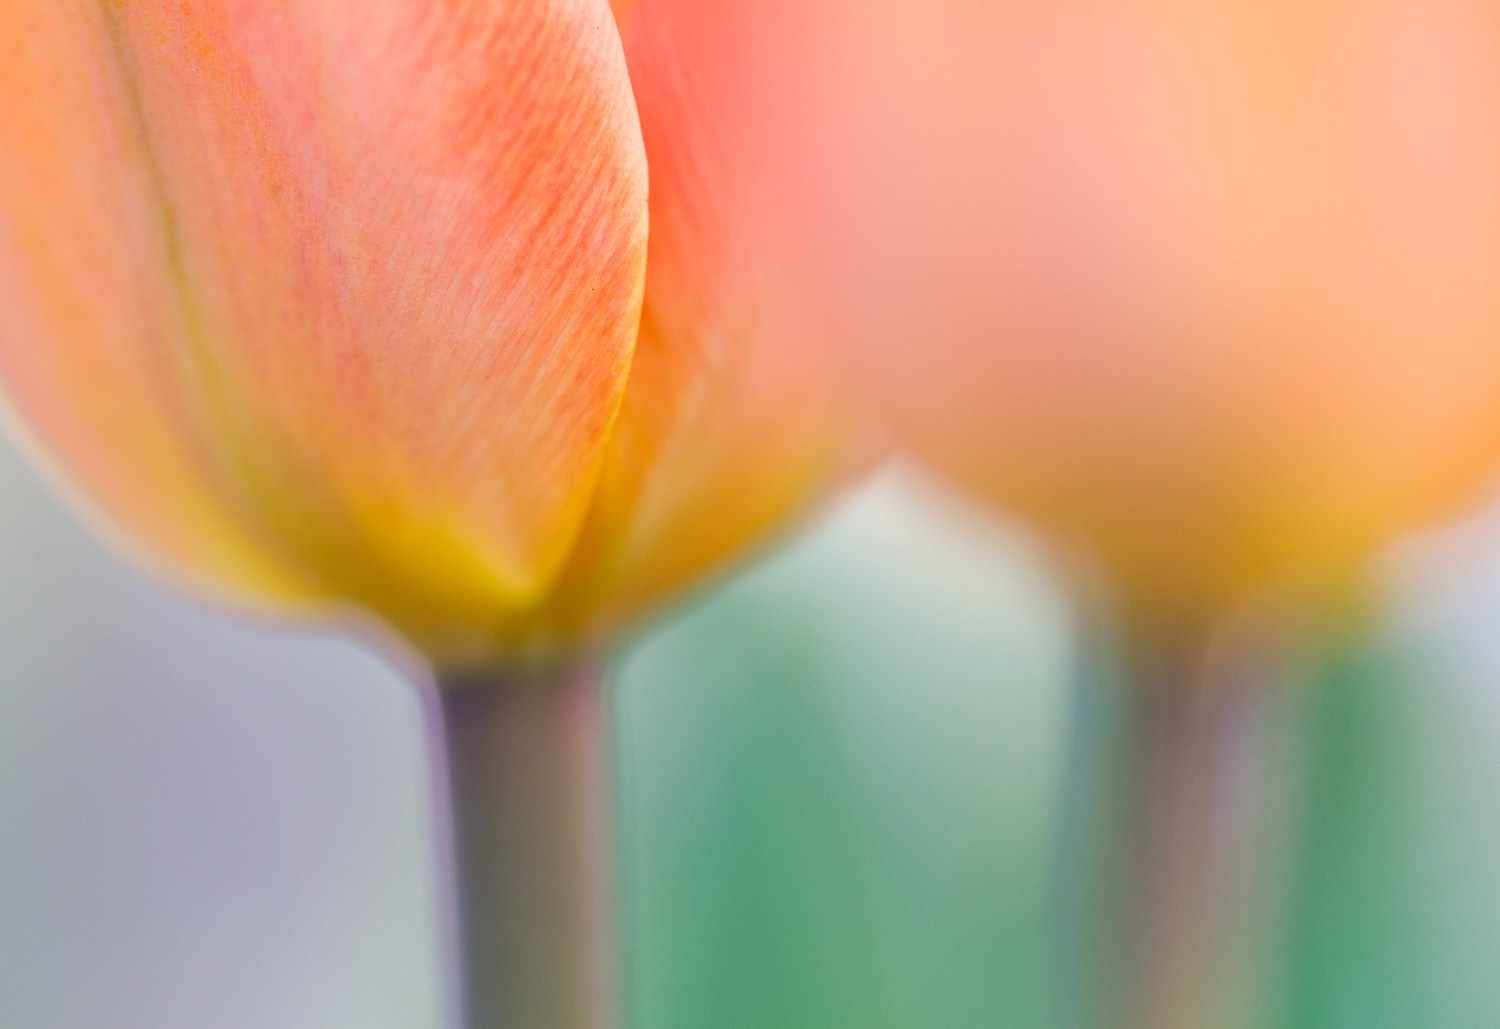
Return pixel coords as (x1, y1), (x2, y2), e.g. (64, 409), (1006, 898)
(0, 0), (648, 659)
(660, 0), (1500, 615)
(537, 0), (852, 640)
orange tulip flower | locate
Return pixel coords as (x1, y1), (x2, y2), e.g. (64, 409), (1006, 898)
(679, 0), (1500, 627)
(0, 0), (846, 672)
(0, 4), (849, 1027)
(660, 6), (1500, 1025)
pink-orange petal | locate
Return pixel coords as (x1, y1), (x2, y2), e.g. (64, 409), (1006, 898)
(654, 1), (1500, 617)
(0, 0), (649, 662)
(542, 0), (854, 639)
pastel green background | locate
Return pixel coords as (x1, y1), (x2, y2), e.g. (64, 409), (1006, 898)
(1, 432), (1499, 1028)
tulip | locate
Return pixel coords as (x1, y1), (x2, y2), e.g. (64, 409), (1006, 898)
(660, 2), (1500, 1025)
(0, 3), (848, 1026)
(675, 0), (1500, 626)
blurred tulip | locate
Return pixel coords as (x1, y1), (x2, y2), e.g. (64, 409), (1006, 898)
(0, 0), (847, 672)
(649, 5), (1500, 1026)
(678, 0), (1500, 625)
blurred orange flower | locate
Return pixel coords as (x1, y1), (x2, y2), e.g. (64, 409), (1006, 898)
(681, 0), (1500, 623)
(0, 0), (848, 670)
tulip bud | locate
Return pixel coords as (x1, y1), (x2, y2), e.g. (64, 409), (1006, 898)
(682, 0), (1500, 622)
(0, 0), (848, 670)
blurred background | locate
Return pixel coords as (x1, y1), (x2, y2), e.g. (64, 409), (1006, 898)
(2, 426), (1500, 1028)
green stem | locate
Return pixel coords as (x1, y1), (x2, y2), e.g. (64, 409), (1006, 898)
(1120, 644), (1250, 1029)
(1056, 623), (1288, 1029)
(436, 663), (618, 1029)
